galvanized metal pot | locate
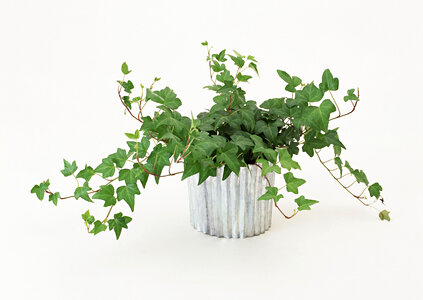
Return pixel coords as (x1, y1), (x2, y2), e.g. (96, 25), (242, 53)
(187, 165), (275, 238)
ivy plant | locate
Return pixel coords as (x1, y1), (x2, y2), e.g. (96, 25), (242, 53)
(31, 41), (390, 239)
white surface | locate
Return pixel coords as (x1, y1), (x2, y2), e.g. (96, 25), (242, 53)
(1, 0), (422, 299)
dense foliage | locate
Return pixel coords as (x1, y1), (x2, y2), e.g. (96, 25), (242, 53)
(31, 42), (390, 239)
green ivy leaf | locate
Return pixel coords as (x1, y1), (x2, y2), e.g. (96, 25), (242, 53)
(257, 158), (281, 176)
(369, 183), (382, 199)
(108, 148), (128, 169)
(216, 70), (234, 84)
(132, 163), (149, 188)
(379, 210), (391, 221)
(277, 149), (301, 170)
(108, 212), (132, 240)
(334, 157), (343, 176)
(258, 186), (283, 202)
(117, 183), (140, 212)
(48, 192), (60, 206)
(319, 69), (339, 92)
(31, 179), (50, 200)
(295, 82), (323, 104)
(248, 62), (259, 76)
(277, 70), (302, 92)
(229, 54), (245, 68)
(231, 134), (254, 151)
(121, 62), (131, 75)
(236, 73), (252, 82)
(216, 142), (241, 175)
(304, 99), (336, 132)
(295, 195), (319, 211)
(343, 89), (359, 102)
(201, 41), (208, 46)
(81, 210), (95, 225)
(127, 137), (150, 158)
(92, 185), (116, 207)
(250, 135), (278, 163)
(76, 165), (96, 182)
(61, 159), (77, 177)
(146, 87), (182, 110)
(90, 220), (107, 235)
(283, 172), (306, 194)
(95, 158), (115, 178)
(74, 182), (92, 202)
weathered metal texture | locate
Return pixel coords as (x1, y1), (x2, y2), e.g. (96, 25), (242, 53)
(187, 165), (275, 238)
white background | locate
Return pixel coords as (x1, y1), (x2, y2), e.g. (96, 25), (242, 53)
(1, 0), (422, 299)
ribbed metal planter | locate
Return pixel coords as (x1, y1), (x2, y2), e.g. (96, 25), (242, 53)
(187, 165), (275, 238)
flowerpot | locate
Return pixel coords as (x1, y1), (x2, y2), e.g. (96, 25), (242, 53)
(187, 165), (275, 238)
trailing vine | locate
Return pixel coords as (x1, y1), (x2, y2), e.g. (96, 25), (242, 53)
(31, 41), (390, 240)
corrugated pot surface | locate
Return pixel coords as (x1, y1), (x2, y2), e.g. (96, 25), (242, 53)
(187, 165), (275, 238)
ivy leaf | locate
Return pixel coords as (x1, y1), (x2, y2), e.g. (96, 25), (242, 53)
(74, 182), (92, 202)
(108, 148), (128, 168)
(369, 183), (383, 199)
(127, 137), (150, 158)
(277, 149), (301, 170)
(216, 142), (241, 175)
(295, 195), (319, 211)
(231, 134), (254, 151)
(125, 129), (140, 140)
(257, 158), (281, 176)
(146, 87), (182, 109)
(258, 186), (283, 202)
(76, 165), (96, 182)
(304, 99), (336, 132)
(319, 69), (339, 92)
(250, 135), (278, 163)
(90, 221), (107, 235)
(277, 70), (291, 83)
(283, 172), (306, 194)
(201, 41), (208, 46)
(31, 179), (50, 200)
(379, 210), (391, 221)
(343, 88), (359, 102)
(181, 159), (201, 181)
(117, 183), (140, 212)
(216, 70), (234, 84)
(213, 49), (227, 62)
(61, 159), (77, 177)
(48, 192), (60, 206)
(108, 212), (132, 240)
(248, 62), (259, 76)
(132, 163), (149, 188)
(255, 120), (281, 143)
(95, 158), (115, 178)
(145, 144), (171, 179)
(277, 70), (302, 92)
(229, 54), (245, 68)
(92, 185), (116, 207)
(121, 62), (131, 75)
(334, 157), (343, 176)
(81, 210), (95, 225)
(236, 73), (252, 82)
(295, 82), (323, 104)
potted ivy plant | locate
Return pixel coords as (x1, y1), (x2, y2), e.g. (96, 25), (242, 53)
(31, 41), (390, 240)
